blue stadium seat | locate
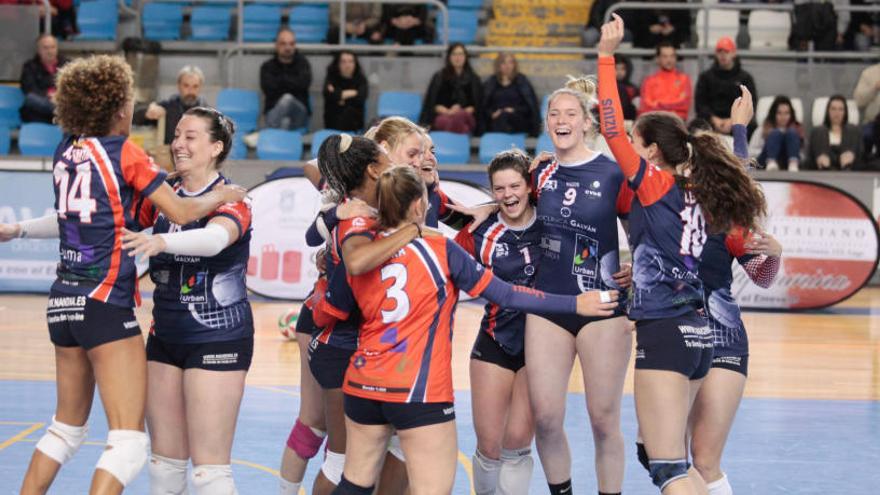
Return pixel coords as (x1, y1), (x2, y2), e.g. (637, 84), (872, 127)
(437, 9), (478, 44)
(448, 0), (483, 9)
(190, 6), (231, 41)
(216, 88), (260, 133)
(257, 129), (303, 161)
(290, 24), (326, 43)
(377, 91), (422, 123)
(479, 133), (526, 164)
(289, 4), (329, 24)
(310, 129), (342, 159)
(0, 127), (9, 155)
(19, 123), (62, 156)
(429, 131), (470, 164)
(228, 133), (247, 160)
(77, 0), (118, 40)
(447, 25), (477, 44)
(0, 87), (24, 129)
(142, 3), (183, 41)
(535, 133), (553, 155)
(540, 94), (553, 122)
(243, 5), (282, 42)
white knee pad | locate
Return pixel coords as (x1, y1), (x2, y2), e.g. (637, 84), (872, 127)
(471, 449), (501, 495)
(149, 454), (188, 495)
(387, 434), (405, 462)
(707, 473), (733, 495)
(95, 430), (149, 487)
(35, 416), (88, 465)
(320, 450), (345, 485)
(192, 464), (237, 495)
(497, 448), (534, 495)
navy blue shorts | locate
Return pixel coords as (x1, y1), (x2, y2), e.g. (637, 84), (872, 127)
(146, 334), (253, 371)
(634, 312), (714, 380)
(308, 338), (354, 389)
(295, 304), (317, 335)
(47, 291), (141, 350)
(344, 394), (455, 430)
(536, 308), (623, 336)
(711, 354), (749, 377)
(470, 331), (525, 372)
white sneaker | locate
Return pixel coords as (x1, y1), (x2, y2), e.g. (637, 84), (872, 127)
(788, 159), (800, 172)
(765, 159), (779, 171)
(243, 131), (259, 149)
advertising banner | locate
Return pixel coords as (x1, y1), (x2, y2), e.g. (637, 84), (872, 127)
(0, 171), (58, 292)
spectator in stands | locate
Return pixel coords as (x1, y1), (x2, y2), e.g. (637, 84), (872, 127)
(380, 4), (432, 45)
(480, 52), (541, 136)
(583, 0), (632, 47)
(327, 2), (382, 44)
(420, 43), (481, 135)
(804, 95), (863, 170)
(748, 96), (804, 171)
(853, 62), (880, 124)
(789, 0), (848, 51)
(133, 65), (206, 145)
(843, 0), (880, 51)
(5, 0), (77, 38)
(260, 28), (312, 130)
(627, 0), (692, 48)
(638, 41), (691, 120)
(322, 51), (368, 132)
(861, 110), (880, 170)
(695, 37), (757, 135)
(19, 33), (67, 124)
(615, 55), (639, 120)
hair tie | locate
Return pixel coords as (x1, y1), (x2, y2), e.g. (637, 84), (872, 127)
(338, 133), (353, 154)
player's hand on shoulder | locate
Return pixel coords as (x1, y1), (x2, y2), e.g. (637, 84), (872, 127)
(529, 151), (554, 173)
(445, 202), (499, 233)
(0, 223), (21, 242)
(121, 228), (167, 258)
(213, 183), (248, 204)
(337, 198), (377, 220)
(421, 226), (443, 237)
(576, 290), (619, 317)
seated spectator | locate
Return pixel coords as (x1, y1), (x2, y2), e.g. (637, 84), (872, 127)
(420, 43), (481, 135)
(853, 62), (880, 124)
(638, 41), (690, 120)
(323, 51), (368, 132)
(627, 0), (691, 48)
(327, 2), (382, 44)
(480, 53), (540, 136)
(615, 55), (639, 120)
(7, 0), (77, 38)
(133, 65), (206, 145)
(380, 4), (432, 45)
(19, 33), (67, 124)
(843, 0), (879, 51)
(695, 37), (757, 135)
(804, 95), (863, 170)
(260, 28), (312, 130)
(748, 96), (804, 171)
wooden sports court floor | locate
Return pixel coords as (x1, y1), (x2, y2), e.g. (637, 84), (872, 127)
(0, 287), (877, 493)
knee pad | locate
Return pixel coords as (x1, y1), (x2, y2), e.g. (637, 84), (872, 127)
(336, 475), (374, 495)
(149, 454), (188, 495)
(387, 434), (405, 462)
(472, 449), (502, 495)
(648, 459), (689, 491)
(95, 430), (149, 487)
(636, 442), (650, 472)
(192, 464), (237, 495)
(320, 449), (345, 485)
(287, 419), (325, 460)
(35, 415), (88, 465)
(497, 448), (533, 495)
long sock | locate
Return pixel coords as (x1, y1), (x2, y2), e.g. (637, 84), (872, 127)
(707, 473), (733, 495)
(548, 479), (573, 495)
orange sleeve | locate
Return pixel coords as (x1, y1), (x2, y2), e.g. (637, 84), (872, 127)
(598, 56), (642, 178)
(632, 164), (676, 206)
(616, 180), (634, 216)
(211, 199), (252, 239)
(724, 227), (751, 258)
(468, 269), (494, 297)
(453, 225), (476, 257)
(137, 196), (158, 229)
(120, 140), (167, 196)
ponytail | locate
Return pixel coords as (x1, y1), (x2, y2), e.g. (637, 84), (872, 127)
(377, 166), (426, 230)
(317, 134), (382, 199)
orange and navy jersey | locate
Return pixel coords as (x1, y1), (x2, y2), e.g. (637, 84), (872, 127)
(454, 212), (541, 355)
(51, 135), (167, 308)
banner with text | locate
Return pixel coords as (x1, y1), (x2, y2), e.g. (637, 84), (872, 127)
(0, 171), (58, 292)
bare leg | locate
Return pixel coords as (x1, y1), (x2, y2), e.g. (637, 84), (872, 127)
(472, 358), (516, 460)
(398, 421), (458, 495)
(184, 369), (247, 465)
(147, 362), (188, 459)
(689, 368), (746, 487)
(20, 345), (95, 495)
(312, 388), (346, 495)
(375, 451), (409, 495)
(340, 418), (393, 489)
(280, 336), (326, 485)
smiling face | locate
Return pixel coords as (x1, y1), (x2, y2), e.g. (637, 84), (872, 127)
(547, 93), (589, 154)
(172, 114), (222, 175)
(491, 168), (532, 224)
(384, 132), (424, 169)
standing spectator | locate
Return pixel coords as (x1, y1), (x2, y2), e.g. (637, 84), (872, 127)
(322, 51), (368, 132)
(804, 95), (863, 170)
(133, 65), (207, 145)
(19, 33), (67, 124)
(789, 0), (848, 51)
(749, 96), (804, 171)
(327, 2), (382, 44)
(853, 62), (880, 124)
(695, 36), (757, 134)
(638, 41), (691, 121)
(615, 55), (639, 120)
(627, 0), (692, 48)
(260, 28), (312, 130)
(480, 53), (541, 136)
(843, 0), (880, 51)
(380, 4), (432, 45)
(420, 43), (481, 134)
(583, 0), (632, 47)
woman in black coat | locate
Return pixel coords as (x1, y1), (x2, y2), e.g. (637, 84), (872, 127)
(323, 50), (368, 131)
(480, 52), (541, 136)
(419, 43), (482, 134)
(805, 95), (863, 170)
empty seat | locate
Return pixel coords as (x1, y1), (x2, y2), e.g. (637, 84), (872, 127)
(755, 96), (804, 127)
(310, 128), (342, 159)
(216, 88), (260, 133)
(257, 129), (303, 161)
(190, 6), (231, 41)
(0, 87), (24, 129)
(535, 133), (553, 155)
(142, 3), (183, 41)
(479, 132), (526, 164)
(289, 4), (329, 24)
(749, 10), (791, 49)
(77, 0), (118, 41)
(243, 5), (282, 42)
(430, 131), (470, 164)
(19, 123), (62, 156)
(540, 94), (552, 122)
(228, 133), (247, 160)
(695, 9), (738, 47)
(290, 24), (326, 43)
(447, 0), (483, 10)
(0, 127), (9, 155)
(377, 91), (422, 123)
(811, 97), (860, 127)
(437, 9), (478, 44)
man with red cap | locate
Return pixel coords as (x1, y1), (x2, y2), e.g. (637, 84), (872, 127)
(695, 36), (757, 135)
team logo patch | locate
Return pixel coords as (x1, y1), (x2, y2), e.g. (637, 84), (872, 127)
(571, 234), (599, 280)
(180, 269), (208, 303)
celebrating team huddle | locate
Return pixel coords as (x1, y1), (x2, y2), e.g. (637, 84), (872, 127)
(0, 15), (785, 495)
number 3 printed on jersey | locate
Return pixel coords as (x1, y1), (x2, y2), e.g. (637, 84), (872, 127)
(381, 263), (410, 324)
(54, 162), (97, 223)
(679, 192), (707, 258)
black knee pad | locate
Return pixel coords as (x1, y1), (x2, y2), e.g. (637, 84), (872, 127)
(648, 459), (689, 491)
(636, 442), (649, 472)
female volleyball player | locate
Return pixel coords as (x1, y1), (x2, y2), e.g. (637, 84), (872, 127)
(597, 15), (766, 494)
(119, 107), (253, 494)
(314, 165), (620, 495)
(0, 55), (245, 495)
